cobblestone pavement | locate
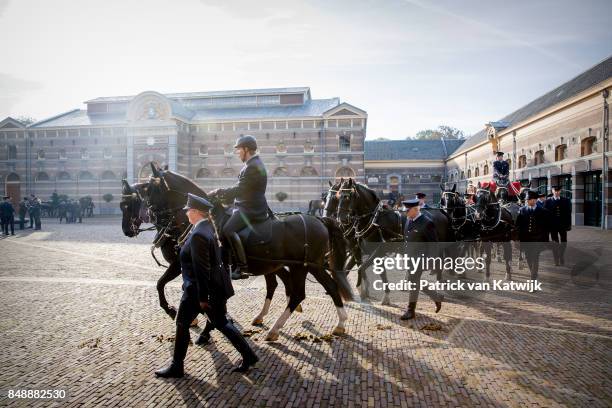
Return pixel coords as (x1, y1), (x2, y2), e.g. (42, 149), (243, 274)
(0, 218), (611, 407)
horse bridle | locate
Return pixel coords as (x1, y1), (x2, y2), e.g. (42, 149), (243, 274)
(474, 188), (503, 230)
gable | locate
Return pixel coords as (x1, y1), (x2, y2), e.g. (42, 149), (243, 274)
(0, 118), (25, 129)
(331, 108), (359, 117)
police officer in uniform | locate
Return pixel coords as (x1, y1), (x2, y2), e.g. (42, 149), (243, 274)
(415, 193), (429, 209)
(544, 185), (571, 266)
(516, 190), (550, 280)
(0, 196), (15, 236)
(209, 135), (268, 279)
(493, 151), (510, 185)
(155, 193), (258, 378)
(18, 198), (27, 230)
(400, 198), (443, 320)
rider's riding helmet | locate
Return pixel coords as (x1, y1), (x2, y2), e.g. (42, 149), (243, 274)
(234, 135), (258, 151)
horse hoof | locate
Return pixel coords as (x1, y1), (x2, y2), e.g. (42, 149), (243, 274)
(265, 332), (279, 342)
(295, 304), (303, 313)
(332, 327), (346, 336)
(252, 318), (264, 326)
(190, 318), (199, 327)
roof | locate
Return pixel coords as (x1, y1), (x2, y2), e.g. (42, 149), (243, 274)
(30, 110), (126, 128)
(191, 98), (340, 121)
(365, 139), (465, 161)
(85, 87), (311, 103)
(453, 55), (612, 156)
(29, 98), (341, 127)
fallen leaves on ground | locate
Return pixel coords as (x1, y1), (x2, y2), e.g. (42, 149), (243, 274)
(419, 323), (445, 332)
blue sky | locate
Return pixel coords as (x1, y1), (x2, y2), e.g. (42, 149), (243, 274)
(0, 0), (610, 139)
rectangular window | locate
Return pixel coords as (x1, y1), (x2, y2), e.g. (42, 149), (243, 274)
(338, 119), (351, 128)
(249, 122), (260, 130)
(288, 121), (302, 129)
(303, 120), (315, 128)
(235, 122), (248, 131)
(328, 120), (337, 128)
(257, 95), (280, 105)
(262, 122), (275, 130)
(276, 121), (287, 130)
(208, 123), (221, 132)
(352, 119), (362, 128)
(222, 123), (234, 131)
(339, 135), (351, 152)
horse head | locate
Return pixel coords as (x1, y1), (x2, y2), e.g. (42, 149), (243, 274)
(120, 179), (143, 237)
(473, 187), (496, 220)
(322, 179), (342, 218)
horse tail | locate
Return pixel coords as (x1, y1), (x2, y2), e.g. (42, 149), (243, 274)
(320, 217), (353, 302)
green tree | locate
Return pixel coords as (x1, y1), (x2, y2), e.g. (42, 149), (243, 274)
(410, 125), (466, 140)
(15, 116), (36, 126)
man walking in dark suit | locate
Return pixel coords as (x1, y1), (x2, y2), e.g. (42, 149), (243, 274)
(209, 135), (269, 280)
(400, 198), (443, 320)
(1, 196), (15, 236)
(516, 190), (550, 281)
(544, 185), (571, 266)
(18, 198), (27, 230)
(155, 193), (258, 378)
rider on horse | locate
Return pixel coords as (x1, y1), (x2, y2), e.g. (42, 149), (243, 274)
(209, 135), (268, 279)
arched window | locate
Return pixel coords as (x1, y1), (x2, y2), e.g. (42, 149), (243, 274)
(276, 141), (287, 154)
(79, 171), (94, 180)
(335, 166), (355, 179)
(6, 173), (20, 182)
(474, 167), (480, 177)
(483, 164), (489, 175)
(303, 140), (314, 153)
(518, 155), (527, 168)
(196, 168), (211, 178)
(338, 135), (351, 152)
(100, 170), (116, 180)
(467, 169), (472, 178)
(8, 145), (17, 160)
(300, 166), (318, 176)
(273, 167), (289, 177)
(36, 172), (50, 181)
(37, 149), (45, 160)
(59, 149), (67, 160)
(534, 150), (545, 165)
(555, 144), (567, 161)
(81, 148), (89, 159)
(199, 144), (208, 156)
(507, 158), (512, 169)
(57, 171), (71, 181)
(460, 170), (465, 180)
(581, 137), (596, 156)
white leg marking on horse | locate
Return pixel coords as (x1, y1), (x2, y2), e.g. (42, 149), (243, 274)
(333, 306), (347, 335)
(266, 307), (292, 341)
(252, 297), (271, 325)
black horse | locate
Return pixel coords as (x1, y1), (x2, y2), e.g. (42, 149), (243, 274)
(307, 192), (327, 216)
(473, 183), (516, 280)
(335, 179), (408, 304)
(120, 164), (352, 341)
(322, 179), (366, 292)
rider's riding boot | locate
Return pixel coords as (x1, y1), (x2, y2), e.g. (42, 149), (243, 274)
(195, 319), (215, 346)
(229, 232), (249, 279)
(218, 321), (259, 372)
(400, 302), (417, 320)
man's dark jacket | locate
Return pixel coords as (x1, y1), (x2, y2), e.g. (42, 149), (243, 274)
(0, 201), (15, 218)
(544, 196), (572, 231)
(179, 220), (234, 303)
(217, 155), (268, 219)
(516, 206), (550, 242)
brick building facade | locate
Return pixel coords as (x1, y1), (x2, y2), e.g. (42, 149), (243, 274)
(0, 87), (367, 213)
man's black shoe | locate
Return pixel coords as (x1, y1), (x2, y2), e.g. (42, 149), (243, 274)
(154, 361), (184, 378)
(232, 354), (259, 373)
